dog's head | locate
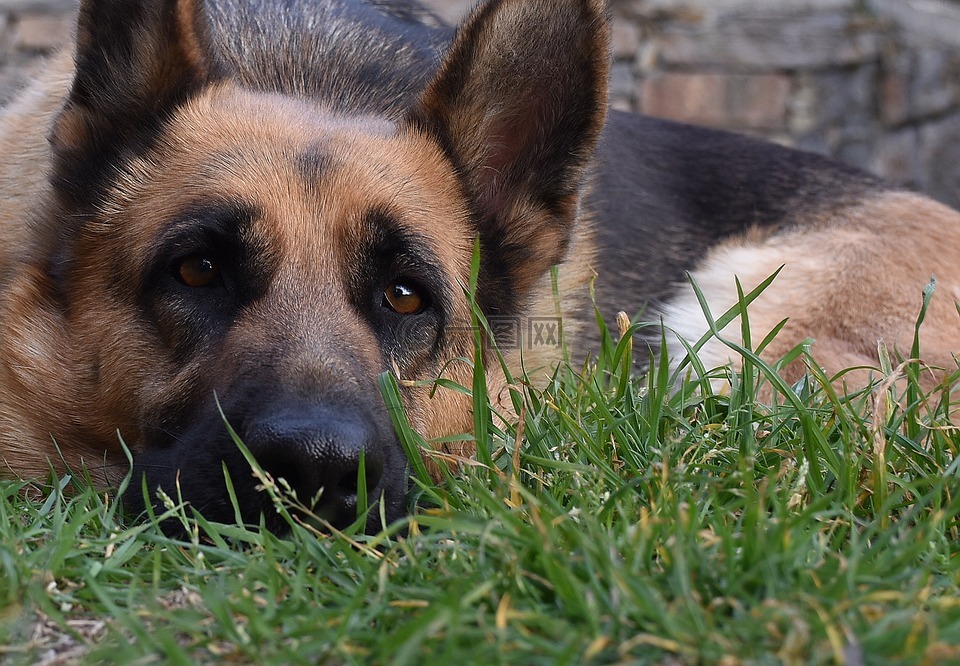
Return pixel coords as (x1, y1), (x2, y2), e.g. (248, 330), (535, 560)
(33, 0), (609, 531)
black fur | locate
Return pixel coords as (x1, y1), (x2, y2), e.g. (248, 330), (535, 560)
(347, 210), (451, 372)
(588, 112), (885, 328)
(139, 200), (275, 362)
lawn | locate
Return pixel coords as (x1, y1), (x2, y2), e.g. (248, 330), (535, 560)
(1, 295), (958, 664)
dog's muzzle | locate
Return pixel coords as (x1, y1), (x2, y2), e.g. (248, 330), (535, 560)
(244, 402), (390, 527)
(125, 392), (409, 535)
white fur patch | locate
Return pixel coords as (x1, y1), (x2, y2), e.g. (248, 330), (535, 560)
(650, 191), (960, 393)
(652, 238), (801, 382)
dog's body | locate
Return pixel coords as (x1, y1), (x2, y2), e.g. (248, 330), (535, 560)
(1, 0), (958, 530)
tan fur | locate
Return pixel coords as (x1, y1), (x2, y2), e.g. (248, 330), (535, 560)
(660, 191), (960, 391)
(0, 50), (73, 272)
(0, 50), (597, 482)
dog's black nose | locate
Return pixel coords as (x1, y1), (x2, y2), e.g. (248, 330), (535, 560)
(245, 405), (384, 527)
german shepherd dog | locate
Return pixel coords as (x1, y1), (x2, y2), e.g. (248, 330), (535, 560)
(1, 0), (959, 531)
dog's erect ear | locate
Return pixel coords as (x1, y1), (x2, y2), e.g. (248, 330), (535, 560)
(52, 0), (219, 199)
(408, 0), (610, 313)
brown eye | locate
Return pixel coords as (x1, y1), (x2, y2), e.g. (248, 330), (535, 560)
(177, 254), (220, 288)
(383, 280), (425, 315)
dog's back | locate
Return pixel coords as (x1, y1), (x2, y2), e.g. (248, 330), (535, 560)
(590, 111), (960, 389)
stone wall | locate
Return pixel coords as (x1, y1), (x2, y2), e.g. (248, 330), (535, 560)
(604, 0), (960, 210)
(0, 0), (72, 104)
(2, 0), (959, 208)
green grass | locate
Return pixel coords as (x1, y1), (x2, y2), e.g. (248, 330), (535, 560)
(1, 301), (959, 664)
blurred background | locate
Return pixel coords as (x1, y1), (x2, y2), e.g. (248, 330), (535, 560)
(2, 0), (958, 209)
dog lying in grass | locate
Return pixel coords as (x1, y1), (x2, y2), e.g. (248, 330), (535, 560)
(0, 0), (958, 531)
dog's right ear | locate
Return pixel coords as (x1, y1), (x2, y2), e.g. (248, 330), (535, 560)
(51, 0), (220, 199)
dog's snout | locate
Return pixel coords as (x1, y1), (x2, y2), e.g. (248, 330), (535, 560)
(246, 406), (385, 526)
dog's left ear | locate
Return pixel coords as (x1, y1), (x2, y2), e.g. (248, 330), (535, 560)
(408, 0), (610, 314)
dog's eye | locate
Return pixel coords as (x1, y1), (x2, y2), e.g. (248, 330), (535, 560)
(383, 280), (426, 315)
(176, 254), (220, 288)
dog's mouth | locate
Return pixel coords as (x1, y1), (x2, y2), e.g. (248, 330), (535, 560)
(124, 397), (410, 535)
